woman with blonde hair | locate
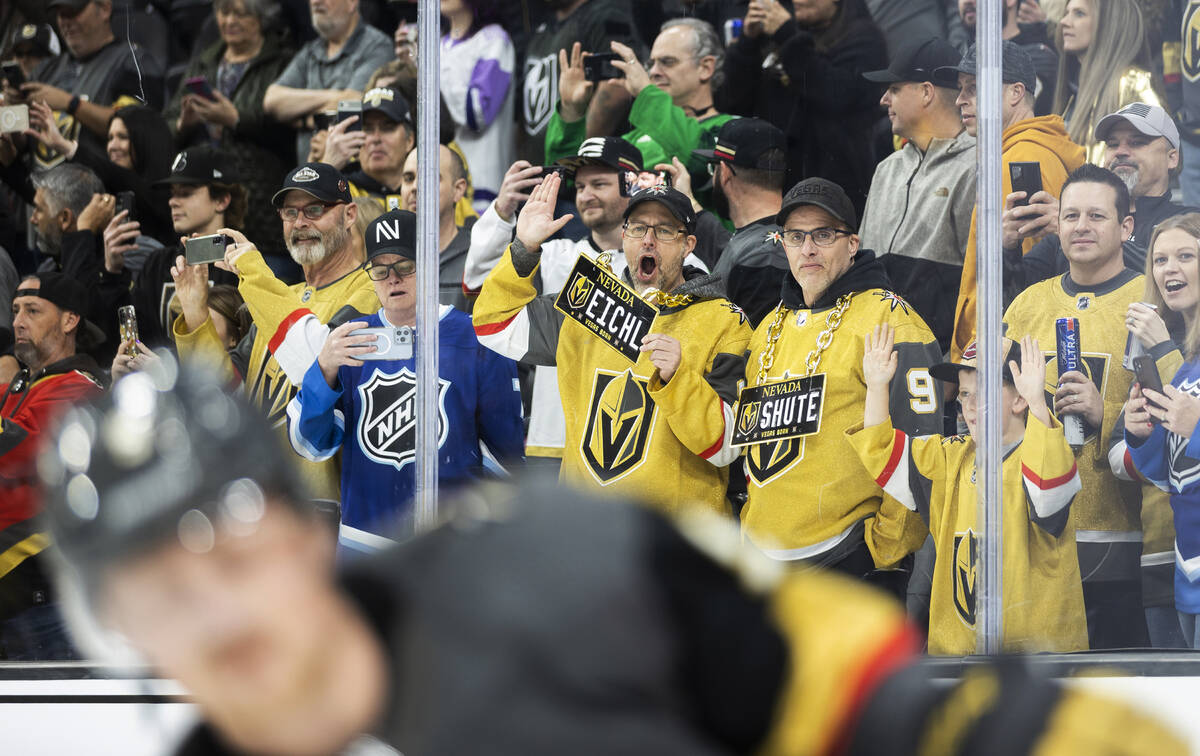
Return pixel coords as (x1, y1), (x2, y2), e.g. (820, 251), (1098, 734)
(1052, 0), (1163, 164)
(1123, 213), (1200, 648)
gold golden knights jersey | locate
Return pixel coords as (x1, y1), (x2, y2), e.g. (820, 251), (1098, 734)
(740, 253), (943, 565)
(848, 416), (1087, 655)
(472, 244), (750, 515)
(174, 248), (378, 500)
(1004, 270), (1182, 584)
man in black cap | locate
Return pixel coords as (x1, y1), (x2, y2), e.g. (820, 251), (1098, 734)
(7, 24), (56, 81)
(0, 273), (103, 659)
(99, 146), (245, 348)
(170, 162), (378, 503)
(858, 37), (976, 351)
(466, 137), (715, 469)
(739, 177), (941, 599)
(693, 117), (788, 326)
(286, 209), (523, 549)
(10, 0), (163, 169)
(319, 87), (416, 212)
(474, 174), (751, 515)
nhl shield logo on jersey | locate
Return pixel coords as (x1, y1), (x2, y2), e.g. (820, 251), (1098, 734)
(567, 273), (594, 309)
(356, 368), (450, 471)
(1076, 295), (1090, 310)
(581, 368), (657, 484)
(747, 437), (803, 485)
(953, 529), (978, 627)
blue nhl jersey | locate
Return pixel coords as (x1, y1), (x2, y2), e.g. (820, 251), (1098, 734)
(287, 306), (524, 552)
(1127, 358), (1200, 614)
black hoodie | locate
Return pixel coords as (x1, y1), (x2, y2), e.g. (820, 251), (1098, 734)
(780, 248), (893, 311)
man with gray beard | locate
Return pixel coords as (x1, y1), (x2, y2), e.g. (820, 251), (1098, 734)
(1004, 103), (1198, 296)
(170, 162), (378, 504)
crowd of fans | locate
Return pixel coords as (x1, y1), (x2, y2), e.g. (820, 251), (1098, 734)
(4, 0), (1200, 673)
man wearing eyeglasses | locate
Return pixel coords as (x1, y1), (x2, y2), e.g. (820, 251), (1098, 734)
(287, 209), (523, 549)
(740, 178), (942, 599)
(545, 19), (734, 201)
(171, 162), (379, 503)
(474, 177), (751, 515)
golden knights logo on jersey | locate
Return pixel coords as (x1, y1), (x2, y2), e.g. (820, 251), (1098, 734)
(247, 353), (295, 427)
(953, 529), (978, 627)
(747, 437), (803, 485)
(1185, 2), (1200, 81)
(581, 368), (656, 483)
(1041, 351), (1109, 421)
(356, 368), (450, 471)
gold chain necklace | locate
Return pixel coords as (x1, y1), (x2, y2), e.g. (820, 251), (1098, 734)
(596, 252), (693, 308)
(754, 294), (852, 385)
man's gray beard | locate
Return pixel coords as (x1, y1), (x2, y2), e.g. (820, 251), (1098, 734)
(13, 341), (42, 370)
(1114, 166), (1140, 195)
(287, 223), (349, 266)
(312, 12), (348, 40)
(35, 229), (61, 258)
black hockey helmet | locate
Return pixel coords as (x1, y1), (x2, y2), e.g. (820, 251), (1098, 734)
(38, 360), (311, 580)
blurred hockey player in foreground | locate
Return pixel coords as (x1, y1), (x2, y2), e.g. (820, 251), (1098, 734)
(38, 366), (1185, 755)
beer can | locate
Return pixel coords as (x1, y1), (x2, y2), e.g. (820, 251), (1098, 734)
(1055, 317), (1085, 449)
(1122, 303), (1156, 370)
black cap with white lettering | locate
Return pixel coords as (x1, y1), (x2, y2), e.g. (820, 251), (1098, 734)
(366, 209), (417, 262)
(271, 162), (353, 207)
(556, 136), (644, 173)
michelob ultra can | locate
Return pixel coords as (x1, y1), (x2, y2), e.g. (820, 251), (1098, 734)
(1055, 317), (1085, 450)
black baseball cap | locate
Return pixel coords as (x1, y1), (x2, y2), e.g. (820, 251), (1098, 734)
(692, 117), (787, 171)
(623, 186), (697, 234)
(47, 0), (89, 12)
(930, 336), (1021, 385)
(777, 177), (857, 230)
(937, 41), (1037, 93)
(361, 87), (412, 125)
(863, 37), (961, 88)
(155, 146), (239, 186)
(365, 209), (417, 262)
(12, 24), (54, 56)
(271, 162), (353, 207)
(557, 136), (644, 173)
(14, 273), (105, 346)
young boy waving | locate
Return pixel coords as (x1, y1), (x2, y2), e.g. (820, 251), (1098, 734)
(849, 326), (1088, 654)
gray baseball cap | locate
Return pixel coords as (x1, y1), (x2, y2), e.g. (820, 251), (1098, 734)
(1095, 102), (1180, 150)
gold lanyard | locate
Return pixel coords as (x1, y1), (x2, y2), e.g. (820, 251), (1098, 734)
(754, 294), (852, 385)
(596, 252), (693, 308)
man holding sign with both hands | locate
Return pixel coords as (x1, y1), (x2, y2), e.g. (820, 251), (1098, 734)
(473, 174), (749, 515)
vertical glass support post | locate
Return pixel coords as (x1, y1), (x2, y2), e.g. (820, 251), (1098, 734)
(976, 0), (1004, 653)
(413, 0), (440, 532)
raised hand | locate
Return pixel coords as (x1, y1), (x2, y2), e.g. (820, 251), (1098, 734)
(322, 115), (366, 170)
(494, 160), (545, 222)
(514, 173), (573, 253)
(1054, 370), (1102, 428)
(24, 100), (73, 155)
(102, 210), (140, 274)
(170, 253), (211, 332)
(76, 193), (115, 234)
(214, 227), (257, 276)
(862, 324), (898, 390)
(610, 40), (651, 98)
(1002, 190), (1058, 248)
(558, 42), (596, 123)
(1009, 335), (1051, 427)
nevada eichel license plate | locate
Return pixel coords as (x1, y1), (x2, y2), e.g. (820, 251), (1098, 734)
(732, 374), (826, 446)
(555, 255), (658, 362)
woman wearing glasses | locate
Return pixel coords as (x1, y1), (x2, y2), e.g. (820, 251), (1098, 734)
(287, 209), (524, 552)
